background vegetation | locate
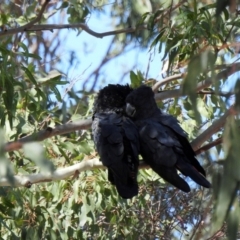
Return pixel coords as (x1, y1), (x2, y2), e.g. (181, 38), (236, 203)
(0, 0), (239, 239)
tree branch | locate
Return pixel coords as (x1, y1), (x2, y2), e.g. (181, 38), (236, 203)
(191, 106), (234, 151)
(4, 119), (92, 152)
(0, 0), (50, 38)
(195, 137), (222, 155)
(155, 77), (212, 101)
(0, 158), (103, 187)
(0, 22), (147, 38)
(152, 73), (184, 93)
(4, 107), (234, 154)
(155, 62), (240, 101)
(197, 90), (234, 98)
(0, 159), (149, 187)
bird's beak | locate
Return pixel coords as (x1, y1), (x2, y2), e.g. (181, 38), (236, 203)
(126, 103), (136, 117)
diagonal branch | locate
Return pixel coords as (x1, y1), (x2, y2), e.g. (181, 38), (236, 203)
(155, 62), (240, 101)
(4, 119), (92, 152)
(0, 0), (50, 38)
(4, 63), (238, 153)
(152, 73), (184, 93)
(191, 106), (235, 151)
(155, 77), (212, 101)
(4, 107), (234, 154)
(195, 137), (222, 155)
(21, 0), (50, 29)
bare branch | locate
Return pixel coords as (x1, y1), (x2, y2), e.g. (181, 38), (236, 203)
(197, 90), (234, 98)
(155, 62), (240, 101)
(0, 158), (103, 187)
(0, 21), (147, 38)
(4, 119), (92, 152)
(191, 106), (235, 151)
(0, 159), (149, 187)
(195, 137), (222, 155)
(152, 73), (184, 93)
(4, 107), (234, 155)
(154, 89), (180, 101)
(155, 77), (212, 101)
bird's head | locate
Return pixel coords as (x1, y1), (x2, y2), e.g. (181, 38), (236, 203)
(93, 84), (133, 113)
(125, 85), (157, 119)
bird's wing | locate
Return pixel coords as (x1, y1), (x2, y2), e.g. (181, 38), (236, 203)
(158, 112), (206, 176)
(92, 112), (139, 199)
(138, 119), (210, 192)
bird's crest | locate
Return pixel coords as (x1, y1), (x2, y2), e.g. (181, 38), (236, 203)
(94, 84), (133, 113)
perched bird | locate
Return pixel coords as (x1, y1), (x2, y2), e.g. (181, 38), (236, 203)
(125, 85), (211, 192)
(92, 84), (139, 199)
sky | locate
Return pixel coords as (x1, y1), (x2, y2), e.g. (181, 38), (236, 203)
(48, 5), (164, 92)
(44, 2), (240, 96)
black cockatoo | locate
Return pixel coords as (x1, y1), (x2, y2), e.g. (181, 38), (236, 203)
(125, 85), (211, 192)
(92, 84), (139, 199)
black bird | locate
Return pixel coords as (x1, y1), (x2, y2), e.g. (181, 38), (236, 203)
(125, 85), (211, 192)
(92, 84), (139, 199)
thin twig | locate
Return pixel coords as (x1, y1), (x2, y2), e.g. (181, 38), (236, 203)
(197, 90), (234, 98)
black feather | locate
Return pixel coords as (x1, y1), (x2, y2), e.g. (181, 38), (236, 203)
(92, 84), (139, 199)
(126, 85), (211, 192)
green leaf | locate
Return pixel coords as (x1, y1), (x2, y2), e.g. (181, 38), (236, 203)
(227, 198), (239, 240)
(52, 87), (62, 102)
(37, 70), (63, 84)
(130, 71), (142, 88)
(234, 79), (240, 111)
(213, 117), (240, 233)
(57, 1), (69, 10)
(23, 142), (55, 173)
(22, 66), (38, 86)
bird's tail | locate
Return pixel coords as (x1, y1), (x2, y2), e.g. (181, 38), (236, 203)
(176, 158), (211, 188)
(108, 168), (138, 199)
(151, 166), (191, 192)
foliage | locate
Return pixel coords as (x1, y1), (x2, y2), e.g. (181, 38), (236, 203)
(0, 0), (240, 239)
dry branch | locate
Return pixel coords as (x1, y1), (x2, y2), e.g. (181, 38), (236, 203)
(191, 106), (234, 151)
(0, 22), (147, 39)
(155, 77), (212, 101)
(0, 159), (150, 187)
(0, 158), (102, 187)
(155, 62), (240, 101)
(4, 105), (233, 154)
(152, 73), (184, 93)
(195, 137), (222, 155)
(197, 90), (234, 98)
